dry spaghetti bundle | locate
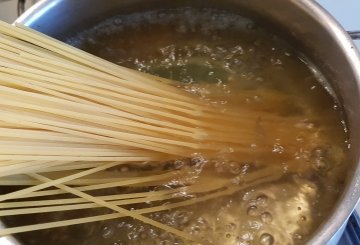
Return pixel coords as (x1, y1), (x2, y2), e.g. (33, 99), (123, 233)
(0, 21), (321, 243)
(0, 21), (319, 159)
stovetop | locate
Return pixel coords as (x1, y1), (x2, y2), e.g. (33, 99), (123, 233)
(0, 0), (359, 244)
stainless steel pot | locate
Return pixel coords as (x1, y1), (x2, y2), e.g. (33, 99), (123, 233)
(7, 0), (360, 244)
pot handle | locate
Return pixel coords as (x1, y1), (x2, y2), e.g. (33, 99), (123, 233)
(348, 31), (360, 40)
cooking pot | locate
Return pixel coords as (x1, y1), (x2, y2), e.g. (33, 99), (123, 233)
(3, 0), (359, 244)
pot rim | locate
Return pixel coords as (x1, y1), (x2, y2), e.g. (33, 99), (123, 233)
(12, 0), (360, 244)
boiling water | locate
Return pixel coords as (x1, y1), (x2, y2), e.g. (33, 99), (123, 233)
(9, 8), (348, 245)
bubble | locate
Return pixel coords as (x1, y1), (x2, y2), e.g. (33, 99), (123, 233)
(102, 226), (114, 239)
(293, 233), (303, 240)
(307, 122), (315, 129)
(125, 223), (134, 229)
(259, 233), (274, 245)
(226, 222), (237, 231)
(296, 136), (304, 142)
(272, 143), (284, 154)
(190, 154), (207, 171)
(282, 163), (289, 173)
(260, 212), (273, 224)
(226, 233), (232, 239)
(173, 159), (185, 169)
(232, 176), (242, 185)
(241, 163), (251, 174)
(247, 205), (259, 217)
(148, 228), (159, 239)
(313, 158), (329, 171)
(310, 147), (331, 172)
(312, 147), (326, 158)
(299, 216), (307, 222)
(172, 211), (191, 227)
(194, 217), (209, 231)
(117, 221), (126, 228)
(241, 232), (253, 241)
(249, 220), (263, 229)
(215, 161), (225, 173)
(127, 230), (138, 240)
(229, 162), (242, 174)
(256, 194), (268, 207)
(190, 225), (201, 235)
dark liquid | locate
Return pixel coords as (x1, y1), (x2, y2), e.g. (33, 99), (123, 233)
(7, 8), (348, 245)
